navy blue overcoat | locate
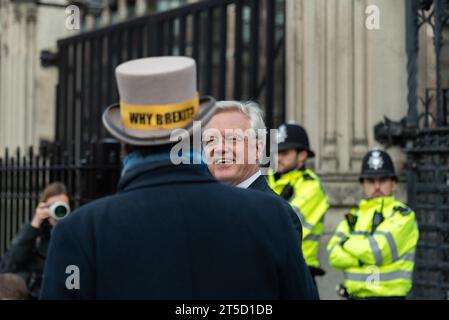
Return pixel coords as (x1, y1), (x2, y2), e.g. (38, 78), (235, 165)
(41, 160), (318, 299)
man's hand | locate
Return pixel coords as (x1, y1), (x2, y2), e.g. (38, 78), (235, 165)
(31, 202), (50, 229)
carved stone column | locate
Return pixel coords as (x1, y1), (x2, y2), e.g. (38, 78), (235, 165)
(286, 0), (407, 178)
(0, 1), (37, 151)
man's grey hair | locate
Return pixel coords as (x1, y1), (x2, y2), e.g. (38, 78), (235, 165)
(214, 100), (267, 134)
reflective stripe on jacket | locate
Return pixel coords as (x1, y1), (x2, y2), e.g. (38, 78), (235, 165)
(268, 169), (329, 268)
(327, 196), (419, 298)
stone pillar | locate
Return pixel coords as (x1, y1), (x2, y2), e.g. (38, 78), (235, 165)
(0, 0), (77, 151)
(100, 0), (112, 26)
(136, 0), (147, 16)
(286, 0), (407, 176)
(85, 13), (95, 30)
(34, 2), (77, 147)
(117, 0), (128, 21)
(0, 1), (37, 152)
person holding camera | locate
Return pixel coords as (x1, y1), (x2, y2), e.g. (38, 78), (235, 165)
(0, 182), (71, 299)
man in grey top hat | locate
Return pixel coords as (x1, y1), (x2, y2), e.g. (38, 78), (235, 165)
(40, 56), (318, 299)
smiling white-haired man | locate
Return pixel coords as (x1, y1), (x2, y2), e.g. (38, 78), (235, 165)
(204, 101), (267, 188)
(203, 100), (305, 249)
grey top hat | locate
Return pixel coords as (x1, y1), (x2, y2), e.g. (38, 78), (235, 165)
(102, 56), (216, 146)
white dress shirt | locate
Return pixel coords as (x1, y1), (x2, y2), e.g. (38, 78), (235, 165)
(236, 171), (262, 189)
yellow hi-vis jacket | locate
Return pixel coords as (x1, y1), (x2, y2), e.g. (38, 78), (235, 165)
(268, 169), (329, 268)
(327, 196), (419, 298)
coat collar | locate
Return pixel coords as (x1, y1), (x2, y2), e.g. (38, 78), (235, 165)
(271, 168), (306, 186)
(118, 159), (216, 193)
(249, 175), (277, 195)
(358, 195), (396, 212)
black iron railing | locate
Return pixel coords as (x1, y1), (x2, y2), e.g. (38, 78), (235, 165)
(0, 141), (121, 257)
(55, 0), (286, 157)
(404, 0), (449, 300)
(375, 0), (449, 299)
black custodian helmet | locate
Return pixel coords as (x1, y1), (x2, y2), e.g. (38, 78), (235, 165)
(276, 123), (315, 158)
(359, 148), (398, 182)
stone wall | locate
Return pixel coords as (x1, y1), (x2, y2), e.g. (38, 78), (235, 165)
(286, 0), (408, 175)
(0, 1), (75, 151)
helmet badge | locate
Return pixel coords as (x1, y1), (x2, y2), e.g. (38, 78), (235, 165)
(368, 151), (384, 170)
(277, 125), (288, 143)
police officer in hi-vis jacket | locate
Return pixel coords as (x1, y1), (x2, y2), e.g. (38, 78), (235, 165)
(268, 123), (330, 286)
(327, 148), (419, 299)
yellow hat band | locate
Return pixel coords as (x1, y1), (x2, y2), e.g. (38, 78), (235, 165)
(120, 94), (199, 130)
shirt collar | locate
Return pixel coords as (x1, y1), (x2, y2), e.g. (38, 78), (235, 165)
(236, 171), (262, 189)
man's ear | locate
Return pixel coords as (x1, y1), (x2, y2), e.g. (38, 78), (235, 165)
(297, 150), (308, 166)
(391, 180), (398, 192)
(255, 137), (266, 163)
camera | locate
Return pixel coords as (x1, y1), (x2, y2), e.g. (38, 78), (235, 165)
(49, 202), (71, 220)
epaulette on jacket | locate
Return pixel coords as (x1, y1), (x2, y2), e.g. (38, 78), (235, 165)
(393, 205), (413, 216)
(302, 172), (316, 181)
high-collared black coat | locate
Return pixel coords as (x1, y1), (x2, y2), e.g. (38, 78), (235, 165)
(248, 175), (304, 244)
(40, 160), (318, 300)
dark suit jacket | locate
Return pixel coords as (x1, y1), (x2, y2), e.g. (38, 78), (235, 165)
(248, 175), (277, 194)
(40, 160), (318, 299)
(249, 175), (303, 240)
